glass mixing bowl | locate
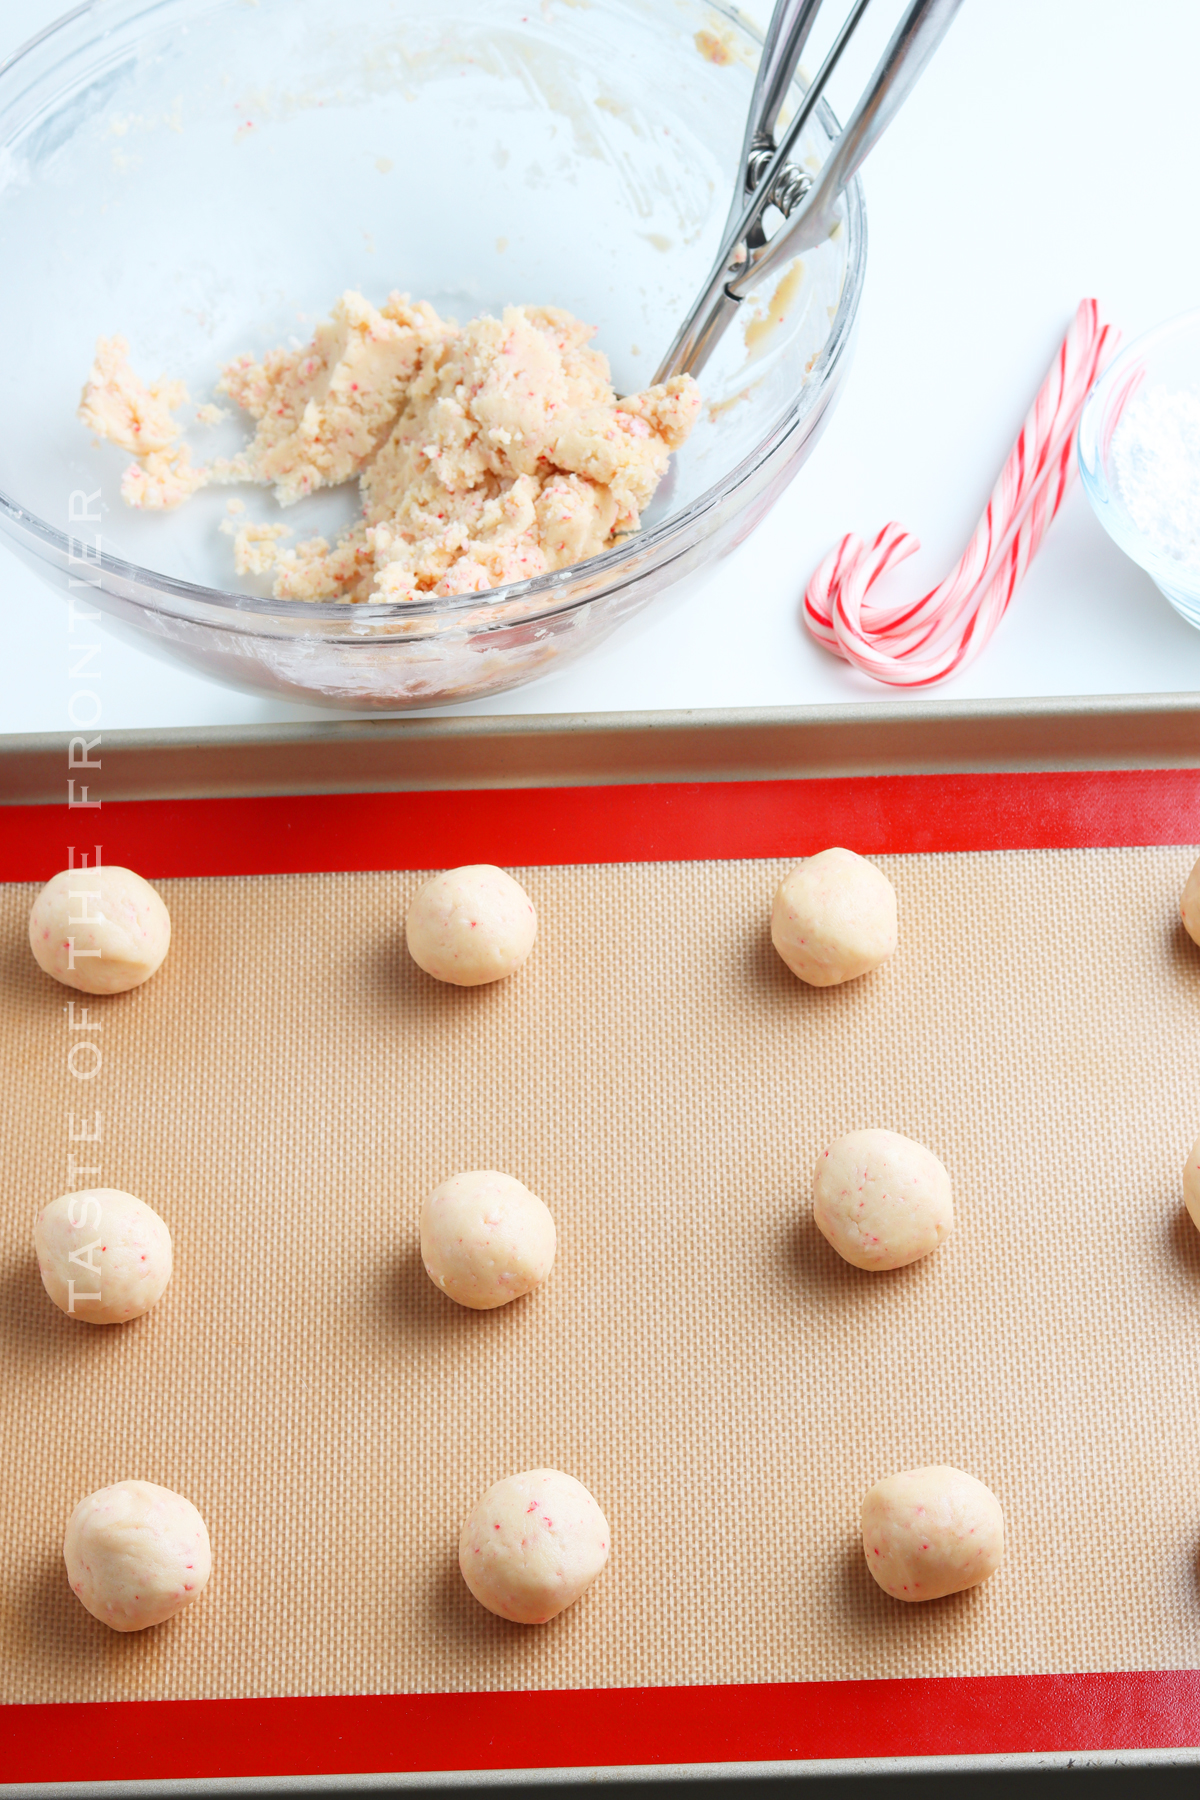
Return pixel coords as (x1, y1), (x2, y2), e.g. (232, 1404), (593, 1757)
(1078, 309), (1200, 631)
(0, 0), (865, 711)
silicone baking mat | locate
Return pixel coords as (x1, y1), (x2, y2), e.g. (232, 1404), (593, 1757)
(3, 769), (1200, 1785)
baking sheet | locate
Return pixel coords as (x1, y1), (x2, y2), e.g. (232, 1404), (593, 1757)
(4, 842), (1200, 1707)
(7, 695), (1200, 806)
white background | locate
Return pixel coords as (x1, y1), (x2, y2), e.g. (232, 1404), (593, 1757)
(2, 0), (1198, 733)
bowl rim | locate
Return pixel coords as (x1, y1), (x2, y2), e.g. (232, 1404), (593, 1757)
(0, 0), (868, 634)
(1072, 306), (1200, 590)
(1079, 307), (1200, 507)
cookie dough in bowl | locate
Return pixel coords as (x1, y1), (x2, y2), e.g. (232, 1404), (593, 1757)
(771, 848), (897, 987)
(35, 1188), (173, 1324)
(28, 865), (171, 995)
(406, 865), (536, 986)
(459, 1468), (610, 1623)
(421, 1170), (555, 1309)
(813, 1128), (953, 1271)
(861, 1465), (1004, 1602)
(0, 0), (865, 713)
(64, 1479), (211, 1631)
(82, 300), (700, 603)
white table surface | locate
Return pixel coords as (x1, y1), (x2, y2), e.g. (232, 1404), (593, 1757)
(3, 0), (1198, 734)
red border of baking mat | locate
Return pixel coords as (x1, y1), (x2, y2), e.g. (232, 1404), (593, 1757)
(3, 768), (1200, 883)
(4, 765), (1200, 1783)
(3, 1672), (1200, 1783)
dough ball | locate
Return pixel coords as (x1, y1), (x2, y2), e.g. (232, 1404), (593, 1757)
(64, 1479), (211, 1632)
(421, 1170), (555, 1309)
(29, 865), (171, 995)
(1184, 1135), (1200, 1233)
(459, 1468), (610, 1624)
(771, 847), (897, 987)
(405, 864), (536, 986)
(861, 1465), (1004, 1602)
(814, 1128), (953, 1271)
(35, 1188), (173, 1324)
(1184, 858), (1200, 947)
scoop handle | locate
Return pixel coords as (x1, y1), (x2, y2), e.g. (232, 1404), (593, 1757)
(655, 0), (870, 382)
(729, 0), (963, 291)
(720, 0), (827, 250)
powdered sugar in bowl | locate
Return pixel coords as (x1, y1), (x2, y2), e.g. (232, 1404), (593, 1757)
(1077, 309), (1200, 629)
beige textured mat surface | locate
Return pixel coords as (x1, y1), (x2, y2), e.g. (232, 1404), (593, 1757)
(3, 847), (1200, 1704)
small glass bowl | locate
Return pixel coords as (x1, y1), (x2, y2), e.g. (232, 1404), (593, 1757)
(1077, 308), (1200, 629)
(0, 0), (866, 713)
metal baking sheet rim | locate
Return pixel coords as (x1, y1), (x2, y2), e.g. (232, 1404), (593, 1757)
(3, 694), (1200, 1791)
(4, 1745), (1200, 1798)
(3, 692), (1200, 803)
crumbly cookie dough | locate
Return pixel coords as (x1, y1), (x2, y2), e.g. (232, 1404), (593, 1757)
(78, 335), (188, 456)
(80, 294), (701, 602)
(421, 1170), (556, 1309)
(771, 848), (897, 987)
(28, 865), (171, 995)
(406, 864), (536, 986)
(35, 1188), (173, 1325)
(216, 290), (446, 505)
(861, 1466), (1004, 1602)
(459, 1469), (610, 1623)
(813, 1128), (953, 1270)
(225, 519), (292, 576)
(64, 1480), (211, 1631)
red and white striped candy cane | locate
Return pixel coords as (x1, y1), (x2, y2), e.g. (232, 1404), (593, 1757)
(803, 299), (1121, 687)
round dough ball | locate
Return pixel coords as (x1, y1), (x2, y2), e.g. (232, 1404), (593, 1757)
(29, 865), (171, 995)
(64, 1479), (211, 1632)
(421, 1170), (555, 1310)
(814, 1128), (953, 1271)
(1183, 857), (1200, 947)
(862, 1465), (1004, 1602)
(1184, 1135), (1200, 1233)
(35, 1188), (173, 1324)
(405, 865), (536, 986)
(771, 847), (897, 987)
(459, 1468), (610, 1624)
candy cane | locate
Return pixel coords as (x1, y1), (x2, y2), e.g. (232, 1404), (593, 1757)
(803, 299), (1121, 687)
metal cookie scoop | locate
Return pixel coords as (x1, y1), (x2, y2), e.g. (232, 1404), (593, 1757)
(655, 0), (963, 382)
